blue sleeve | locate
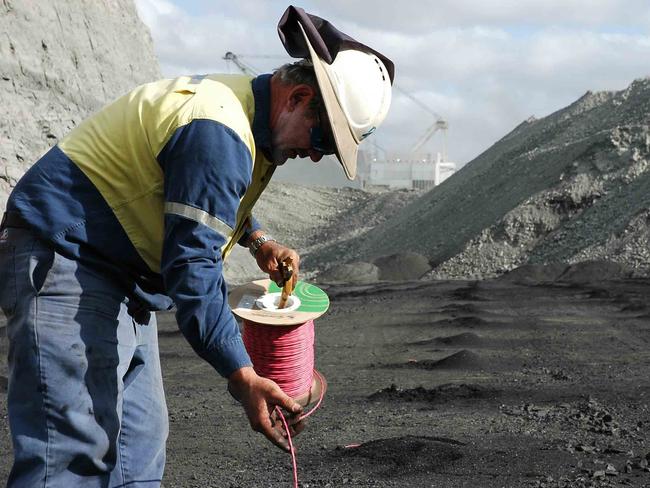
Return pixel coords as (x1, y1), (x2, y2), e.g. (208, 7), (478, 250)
(157, 119), (253, 377)
(237, 215), (263, 246)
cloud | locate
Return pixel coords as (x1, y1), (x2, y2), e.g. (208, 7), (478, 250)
(135, 0), (291, 75)
(377, 24), (650, 161)
(303, 0), (650, 32)
(135, 0), (650, 172)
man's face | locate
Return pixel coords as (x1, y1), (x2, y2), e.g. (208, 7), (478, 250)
(270, 86), (326, 165)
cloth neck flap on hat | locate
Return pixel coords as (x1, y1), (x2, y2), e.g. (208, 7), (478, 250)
(277, 5), (395, 84)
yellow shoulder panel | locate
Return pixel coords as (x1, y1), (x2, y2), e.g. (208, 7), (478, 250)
(59, 75), (258, 272)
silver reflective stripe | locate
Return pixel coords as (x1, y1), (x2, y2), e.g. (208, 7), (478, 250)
(164, 202), (233, 237)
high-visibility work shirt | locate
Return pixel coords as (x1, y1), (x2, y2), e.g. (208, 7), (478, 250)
(7, 73), (277, 377)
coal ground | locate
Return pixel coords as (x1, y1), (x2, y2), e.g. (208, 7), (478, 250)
(1, 275), (650, 487)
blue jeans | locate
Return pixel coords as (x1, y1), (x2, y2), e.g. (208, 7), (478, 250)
(0, 228), (168, 487)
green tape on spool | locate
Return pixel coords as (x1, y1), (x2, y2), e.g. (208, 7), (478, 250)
(269, 281), (329, 313)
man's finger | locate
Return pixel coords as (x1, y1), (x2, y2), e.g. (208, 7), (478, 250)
(270, 270), (284, 287)
(266, 428), (291, 451)
(281, 418), (306, 438)
(272, 390), (303, 416)
(256, 413), (291, 451)
(293, 419), (306, 435)
(285, 412), (306, 427)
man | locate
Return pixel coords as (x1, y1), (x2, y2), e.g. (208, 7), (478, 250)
(0, 6), (393, 487)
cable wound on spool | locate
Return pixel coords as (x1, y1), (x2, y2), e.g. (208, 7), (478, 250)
(230, 281), (329, 487)
(242, 319), (315, 398)
(229, 279), (329, 407)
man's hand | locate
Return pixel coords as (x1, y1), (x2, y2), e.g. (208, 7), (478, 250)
(227, 366), (306, 451)
(254, 239), (300, 287)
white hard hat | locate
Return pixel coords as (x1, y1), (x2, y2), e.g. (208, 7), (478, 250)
(299, 24), (392, 180)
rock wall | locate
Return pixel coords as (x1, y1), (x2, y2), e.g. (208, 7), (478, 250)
(0, 0), (161, 210)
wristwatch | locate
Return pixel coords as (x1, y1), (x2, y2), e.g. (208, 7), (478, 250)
(249, 234), (276, 257)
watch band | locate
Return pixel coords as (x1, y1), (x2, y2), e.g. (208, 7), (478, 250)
(249, 234), (275, 257)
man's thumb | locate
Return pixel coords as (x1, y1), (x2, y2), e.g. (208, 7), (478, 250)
(277, 390), (302, 414)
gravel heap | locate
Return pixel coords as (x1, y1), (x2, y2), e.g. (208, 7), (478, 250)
(222, 183), (421, 284)
(309, 77), (650, 279)
(0, 0), (160, 210)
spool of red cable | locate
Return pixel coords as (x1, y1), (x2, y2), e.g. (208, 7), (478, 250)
(229, 278), (329, 409)
(243, 319), (314, 396)
(229, 279), (330, 487)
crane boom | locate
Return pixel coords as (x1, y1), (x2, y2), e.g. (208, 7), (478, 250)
(396, 86), (448, 159)
(396, 86), (444, 120)
(223, 52), (259, 76)
(411, 119), (448, 156)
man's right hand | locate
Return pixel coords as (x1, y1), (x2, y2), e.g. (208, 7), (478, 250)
(227, 366), (305, 451)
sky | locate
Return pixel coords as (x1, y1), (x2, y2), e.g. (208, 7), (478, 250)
(134, 0), (650, 187)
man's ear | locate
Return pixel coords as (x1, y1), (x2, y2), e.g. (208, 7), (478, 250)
(288, 84), (316, 111)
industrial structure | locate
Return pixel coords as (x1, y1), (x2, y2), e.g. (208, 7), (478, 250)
(358, 151), (456, 191)
(358, 87), (456, 191)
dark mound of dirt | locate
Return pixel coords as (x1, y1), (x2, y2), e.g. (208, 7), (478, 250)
(157, 329), (182, 338)
(395, 350), (487, 371)
(499, 263), (569, 284)
(373, 252), (431, 281)
(557, 260), (633, 284)
(317, 262), (379, 283)
(0, 375), (6, 392)
(449, 282), (490, 301)
(620, 301), (648, 313)
(583, 287), (614, 299)
(369, 383), (492, 403)
(440, 303), (484, 315)
(432, 316), (491, 329)
(324, 280), (430, 300)
(333, 435), (464, 476)
(434, 332), (484, 347)
(424, 350), (486, 370)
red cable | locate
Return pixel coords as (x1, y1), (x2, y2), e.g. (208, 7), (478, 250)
(243, 319), (326, 487)
(243, 319), (315, 398)
(276, 408), (299, 488)
(276, 374), (326, 488)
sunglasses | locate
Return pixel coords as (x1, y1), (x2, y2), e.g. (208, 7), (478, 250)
(310, 108), (336, 155)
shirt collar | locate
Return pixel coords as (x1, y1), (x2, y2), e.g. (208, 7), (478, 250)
(251, 74), (273, 162)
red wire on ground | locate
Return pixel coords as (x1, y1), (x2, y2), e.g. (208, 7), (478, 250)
(276, 408), (299, 488)
(276, 372), (326, 488)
